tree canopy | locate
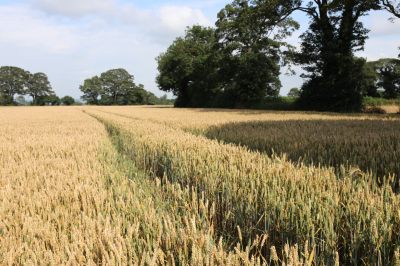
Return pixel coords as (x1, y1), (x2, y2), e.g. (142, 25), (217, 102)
(0, 66), (28, 105)
(0, 66), (57, 105)
(61, 96), (75, 106)
(215, 0), (299, 107)
(157, 2), (299, 108)
(156, 26), (220, 107)
(80, 68), (169, 105)
(27, 72), (54, 105)
(156, 0), (400, 111)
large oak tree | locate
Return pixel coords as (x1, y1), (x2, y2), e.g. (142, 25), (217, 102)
(27, 72), (54, 105)
(286, 0), (400, 111)
(0, 66), (28, 105)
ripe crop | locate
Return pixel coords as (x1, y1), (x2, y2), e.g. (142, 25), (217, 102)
(205, 119), (400, 188)
(87, 107), (400, 265)
(1, 106), (399, 265)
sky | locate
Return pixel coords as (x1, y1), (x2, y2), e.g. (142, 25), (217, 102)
(0, 0), (399, 99)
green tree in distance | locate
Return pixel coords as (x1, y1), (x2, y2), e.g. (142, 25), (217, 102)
(0, 66), (28, 105)
(80, 76), (102, 105)
(100, 69), (136, 105)
(364, 58), (400, 98)
(80, 69), (168, 105)
(27, 72), (54, 105)
(61, 96), (75, 106)
(377, 61), (400, 98)
(287, 88), (301, 97)
(36, 94), (61, 106)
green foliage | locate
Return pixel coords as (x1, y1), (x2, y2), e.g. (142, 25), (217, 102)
(363, 96), (400, 106)
(156, 2), (299, 108)
(365, 58), (400, 98)
(0, 66), (57, 106)
(61, 96), (75, 106)
(155, 0), (400, 111)
(99, 69), (136, 105)
(287, 88), (301, 97)
(36, 94), (61, 106)
(299, 57), (367, 112)
(156, 26), (220, 107)
(80, 76), (102, 105)
(27, 72), (54, 105)
(0, 66), (29, 105)
(155, 94), (175, 105)
(360, 61), (380, 98)
(215, 0), (298, 107)
(294, 0), (400, 111)
(80, 69), (168, 105)
(377, 62), (400, 99)
(15, 95), (28, 105)
(296, 1), (380, 112)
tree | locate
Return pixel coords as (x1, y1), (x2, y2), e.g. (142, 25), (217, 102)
(80, 69), (160, 105)
(26, 72), (54, 105)
(100, 69), (136, 105)
(0, 66), (29, 105)
(365, 58), (400, 98)
(131, 84), (156, 105)
(377, 62), (400, 98)
(36, 94), (61, 106)
(80, 76), (102, 105)
(157, 94), (175, 105)
(251, 0), (399, 111)
(61, 96), (75, 106)
(157, 26), (220, 107)
(361, 60), (380, 97)
(293, 1), (384, 111)
(381, 0), (400, 17)
(287, 88), (301, 97)
(15, 95), (28, 105)
(216, 0), (299, 107)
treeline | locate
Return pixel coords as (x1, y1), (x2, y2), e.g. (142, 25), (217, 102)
(364, 58), (400, 98)
(0, 66), (174, 106)
(157, 0), (400, 112)
(0, 66), (75, 106)
(80, 68), (174, 105)
(289, 58), (400, 99)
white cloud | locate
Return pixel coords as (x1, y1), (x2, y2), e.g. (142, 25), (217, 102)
(366, 11), (400, 37)
(0, 1), (213, 98)
(30, 1), (212, 44)
(32, 0), (116, 17)
(0, 5), (79, 53)
(159, 5), (211, 32)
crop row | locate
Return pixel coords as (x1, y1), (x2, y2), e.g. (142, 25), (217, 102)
(205, 119), (400, 188)
(88, 109), (400, 265)
(0, 107), (305, 265)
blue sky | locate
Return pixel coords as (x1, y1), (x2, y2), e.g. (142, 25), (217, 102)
(0, 0), (399, 99)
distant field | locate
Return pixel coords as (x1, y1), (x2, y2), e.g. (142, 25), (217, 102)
(1, 106), (400, 265)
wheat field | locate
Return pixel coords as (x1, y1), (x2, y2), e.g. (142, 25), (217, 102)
(1, 106), (399, 265)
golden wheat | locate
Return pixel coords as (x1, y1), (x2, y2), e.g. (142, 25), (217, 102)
(89, 105), (396, 133)
(85, 106), (400, 265)
(0, 107), (310, 265)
